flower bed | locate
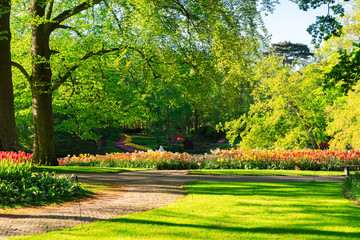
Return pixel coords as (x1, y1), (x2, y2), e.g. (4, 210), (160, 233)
(58, 151), (199, 169)
(207, 149), (360, 171)
(58, 149), (360, 171)
(0, 151), (33, 162)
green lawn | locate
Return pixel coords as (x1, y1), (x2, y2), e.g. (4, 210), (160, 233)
(17, 182), (360, 240)
(33, 166), (149, 173)
(188, 169), (345, 176)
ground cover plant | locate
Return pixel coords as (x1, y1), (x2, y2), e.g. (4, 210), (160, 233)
(17, 182), (360, 240)
(58, 149), (360, 171)
(0, 151), (86, 207)
(342, 172), (360, 203)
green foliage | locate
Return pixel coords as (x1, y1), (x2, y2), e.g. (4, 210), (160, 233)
(0, 159), (32, 181)
(291, 0), (351, 46)
(324, 43), (360, 94)
(342, 172), (360, 202)
(266, 41), (314, 66)
(226, 55), (329, 149)
(0, 160), (85, 207)
(9, 0), (276, 155)
(327, 82), (360, 150)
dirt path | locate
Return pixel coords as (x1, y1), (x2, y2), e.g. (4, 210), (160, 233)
(0, 175), (186, 239)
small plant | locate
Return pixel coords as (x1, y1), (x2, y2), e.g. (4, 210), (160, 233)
(0, 153), (86, 207)
(342, 172), (360, 203)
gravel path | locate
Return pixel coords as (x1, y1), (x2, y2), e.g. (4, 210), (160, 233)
(0, 170), (344, 239)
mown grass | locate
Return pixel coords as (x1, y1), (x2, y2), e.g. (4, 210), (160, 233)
(32, 166), (149, 173)
(188, 169), (345, 176)
(16, 182), (360, 240)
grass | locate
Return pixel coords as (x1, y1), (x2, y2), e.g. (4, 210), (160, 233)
(16, 181), (360, 240)
(32, 166), (149, 173)
(187, 169), (345, 176)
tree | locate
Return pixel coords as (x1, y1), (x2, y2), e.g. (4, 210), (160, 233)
(291, 0), (351, 46)
(0, 0), (18, 151)
(9, 0), (278, 165)
(327, 81), (360, 150)
(266, 41), (314, 66)
(226, 55), (328, 149)
(323, 43), (360, 94)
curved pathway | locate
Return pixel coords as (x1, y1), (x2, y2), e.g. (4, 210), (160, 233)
(0, 170), (344, 239)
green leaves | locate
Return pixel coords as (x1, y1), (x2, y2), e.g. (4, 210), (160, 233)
(291, 0), (351, 46)
(324, 43), (360, 94)
(232, 55), (328, 149)
(0, 170), (85, 207)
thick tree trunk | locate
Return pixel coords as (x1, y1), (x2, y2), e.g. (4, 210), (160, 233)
(0, 1), (18, 151)
(30, 0), (57, 165)
(31, 85), (56, 165)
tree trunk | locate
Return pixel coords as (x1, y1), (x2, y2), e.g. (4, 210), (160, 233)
(305, 125), (318, 150)
(194, 108), (199, 133)
(30, 0), (57, 165)
(0, 1), (18, 151)
(31, 85), (56, 165)
(166, 103), (172, 149)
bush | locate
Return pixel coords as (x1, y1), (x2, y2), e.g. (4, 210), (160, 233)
(342, 172), (360, 202)
(0, 156), (85, 207)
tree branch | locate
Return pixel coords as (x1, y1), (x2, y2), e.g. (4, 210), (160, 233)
(51, 47), (121, 92)
(129, 47), (161, 79)
(46, 0), (55, 20)
(57, 25), (84, 38)
(103, 0), (122, 32)
(11, 61), (31, 82)
(50, 0), (103, 32)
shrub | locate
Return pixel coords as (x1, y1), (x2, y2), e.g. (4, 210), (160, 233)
(342, 172), (360, 203)
(0, 154), (85, 207)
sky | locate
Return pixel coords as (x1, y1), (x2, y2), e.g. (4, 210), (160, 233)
(263, 0), (330, 47)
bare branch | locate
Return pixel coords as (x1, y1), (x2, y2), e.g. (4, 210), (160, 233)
(11, 61), (30, 82)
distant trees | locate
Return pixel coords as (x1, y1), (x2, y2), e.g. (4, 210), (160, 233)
(267, 42), (314, 66)
(224, 55), (328, 149)
(222, 0), (360, 150)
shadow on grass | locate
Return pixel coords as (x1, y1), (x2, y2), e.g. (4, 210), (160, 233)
(107, 217), (360, 238)
(186, 181), (342, 198)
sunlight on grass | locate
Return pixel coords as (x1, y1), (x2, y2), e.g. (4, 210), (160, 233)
(187, 169), (345, 176)
(17, 182), (360, 240)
